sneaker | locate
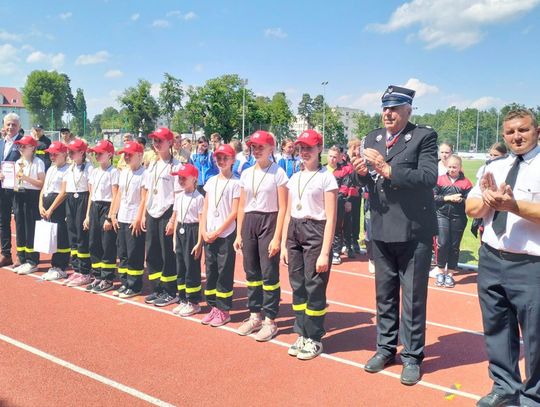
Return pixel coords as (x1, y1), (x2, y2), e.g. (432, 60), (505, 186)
(444, 274), (455, 288)
(144, 292), (161, 304)
(67, 273), (93, 288)
(332, 254), (342, 265)
(113, 285), (127, 297)
(237, 316), (262, 336)
(368, 260), (375, 274)
(210, 308), (230, 327)
(92, 280), (114, 294)
(172, 300), (188, 315)
(435, 273), (445, 287)
(353, 241), (361, 254)
(288, 336), (306, 357)
(179, 302), (201, 317)
(154, 292), (179, 307)
(429, 266), (441, 279)
(118, 288), (141, 299)
(85, 279), (101, 292)
(17, 263), (38, 275)
(41, 267), (67, 281)
(12, 263), (26, 273)
(255, 320), (278, 342)
(297, 338), (323, 360)
(341, 246), (347, 255)
(63, 272), (81, 285)
(201, 307), (218, 325)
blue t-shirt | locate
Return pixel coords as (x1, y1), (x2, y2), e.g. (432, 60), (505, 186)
(191, 151), (218, 186)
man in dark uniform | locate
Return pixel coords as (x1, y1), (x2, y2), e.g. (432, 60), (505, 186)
(466, 109), (540, 407)
(32, 124), (52, 170)
(352, 85), (438, 385)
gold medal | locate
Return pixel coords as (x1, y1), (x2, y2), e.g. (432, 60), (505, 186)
(153, 189), (158, 195)
(296, 203), (302, 211)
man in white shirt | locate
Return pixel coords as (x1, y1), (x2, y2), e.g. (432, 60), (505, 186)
(466, 108), (540, 407)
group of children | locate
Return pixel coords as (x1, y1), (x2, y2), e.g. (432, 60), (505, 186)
(8, 127), (338, 360)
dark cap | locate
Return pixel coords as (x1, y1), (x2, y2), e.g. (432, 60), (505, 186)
(33, 124), (44, 130)
(381, 85), (415, 108)
(60, 127), (70, 133)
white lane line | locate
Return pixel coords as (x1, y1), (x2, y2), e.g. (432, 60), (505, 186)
(0, 332), (175, 407)
(2, 268), (482, 402)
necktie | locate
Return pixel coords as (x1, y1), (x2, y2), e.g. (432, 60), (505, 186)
(491, 155), (523, 237)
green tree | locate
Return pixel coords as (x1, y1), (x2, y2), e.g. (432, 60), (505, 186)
(118, 79), (159, 135)
(183, 86), (206, 135)
(71, 88), (87, 136)
(22, 70), (70, 129)
(158, 73), (184, 127)
(269, 92), (294, 143)
(91, 113), (102, 138)
(100, 107), (122, 130)
(311, 95), (345, 147)
(297, 93), (314, 128)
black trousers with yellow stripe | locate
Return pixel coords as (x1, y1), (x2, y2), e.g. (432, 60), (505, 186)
(175, 222), (201, 303)
(145, 207), (177, 296)
(43, 193), (70, 270)
(287, 218), (330, 342)
(66, 192), (91, 275)
(89, 200), (117, 281)
(117, 222), (145, 292)
(241, 211), (280, 319)
(13, 189), (41, 266)
(204, 232), (235, 311)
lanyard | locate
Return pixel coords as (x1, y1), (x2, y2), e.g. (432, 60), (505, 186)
(251, 163), (273, 200)
(152, 159), (171, 194)
(214, 175), (232, 212)
(71, 163), (86, 192)
(124, 166), (141, 200)
(179, 192), (195, 225)
(93, 165), (112, 199)
(297, 169), (320, 205)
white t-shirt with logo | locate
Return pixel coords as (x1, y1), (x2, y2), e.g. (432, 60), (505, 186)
(117, 166), (146, 224)
(287, 167), (338, 221)
(14, 156), (45, 191)
(240, 162), (288, 213)
(173, 189), (204, 225)
(43, 163), (70, 195)
(65, 162), (93, 193)
(89, 165), (119, 202)
(144, 158), (181, 218)
(204, 174), (241, 238)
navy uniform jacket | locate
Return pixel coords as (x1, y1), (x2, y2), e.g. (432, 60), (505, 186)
(361, 122), (438, 242)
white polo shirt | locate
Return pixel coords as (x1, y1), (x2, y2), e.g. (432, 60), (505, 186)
(287, 167), (338, 221)
(43, 163), (69, 195)
(469, 146), (540, 256)
(239, 162), (288, 213)
(14, 157), (45, 191)
(204, 174), (240, 238)
(144, 158), (181, 218)
(117, 166), (146, 224)
(65, 162), (93, 193)
(173, 189), (204, 225)
(89, 165), (119, 202)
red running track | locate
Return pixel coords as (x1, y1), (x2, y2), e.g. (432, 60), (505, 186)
(0, 234), (527, 406)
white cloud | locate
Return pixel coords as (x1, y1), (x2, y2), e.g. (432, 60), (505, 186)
(26, 51), (65, 69)
(104, 69), (124, 79)
(75, 50), (110, 65)
(59, 12), (73, 20)
(264, 27), (288, 39)
(184, 11), (197, 21)
(0, 30), (22, 42)
(193, 63), (204, 72)
(150, 83), (161, 99)
(350, 91), (383, 113)
(469, 96), (505, 110)
(152, 19), (170, 28)
(87, 89), (122, 118)
(367, 0), (540, 49)
(131, 13), (140, 21)
(402, 78), (439, 97)
(166, 10), (182, 17)
(0, 44), (19, 75)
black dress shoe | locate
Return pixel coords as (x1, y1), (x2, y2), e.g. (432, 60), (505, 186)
(476, 392), (519, 407)
(364, 352), (395, 373)
(400, 362), (421, 385)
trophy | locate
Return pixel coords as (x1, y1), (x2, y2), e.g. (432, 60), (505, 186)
(15, 161), (25, 192)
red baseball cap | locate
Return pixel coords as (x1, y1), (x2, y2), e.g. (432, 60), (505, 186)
(149, 127), (174, 142)
(66, 138), (88, 152)
(295, 129), (323, 147)
(171, 163), (198, 178)
(214, 144), (235, 157)
(14, 135), (38, 147)
(116, 141), (144, 155)
(246, 131), (275, 147)
(44, 141), (68, 154)
(88, 139), (115, 155)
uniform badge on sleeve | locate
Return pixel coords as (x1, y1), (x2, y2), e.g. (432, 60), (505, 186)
(404, 134), (412, 142)
(376, 135), (382, 142)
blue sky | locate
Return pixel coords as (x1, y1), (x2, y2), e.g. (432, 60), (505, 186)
(1, 0), (539, 118)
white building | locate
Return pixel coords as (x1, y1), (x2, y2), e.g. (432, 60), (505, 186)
(0, 87), (31, 131)
(334, 106), (362, 141)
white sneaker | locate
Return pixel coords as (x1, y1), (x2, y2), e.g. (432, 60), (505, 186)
(288, 336), (306, 357)
(368, 260), (375, 274)
(13, 262), (27, 273)
(297, 338), (323, 360)
(17, 263), (38, 275)
(237, 316), (262, 336)
(429, 266), (441, 279)
(172, 301), (188, 315)
(41, 267), (68, 281)
(179, 302), (201, 317)
(255, 320), (278, 342)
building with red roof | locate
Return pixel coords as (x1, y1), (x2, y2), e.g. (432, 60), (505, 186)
(1, 87), (30, 132)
